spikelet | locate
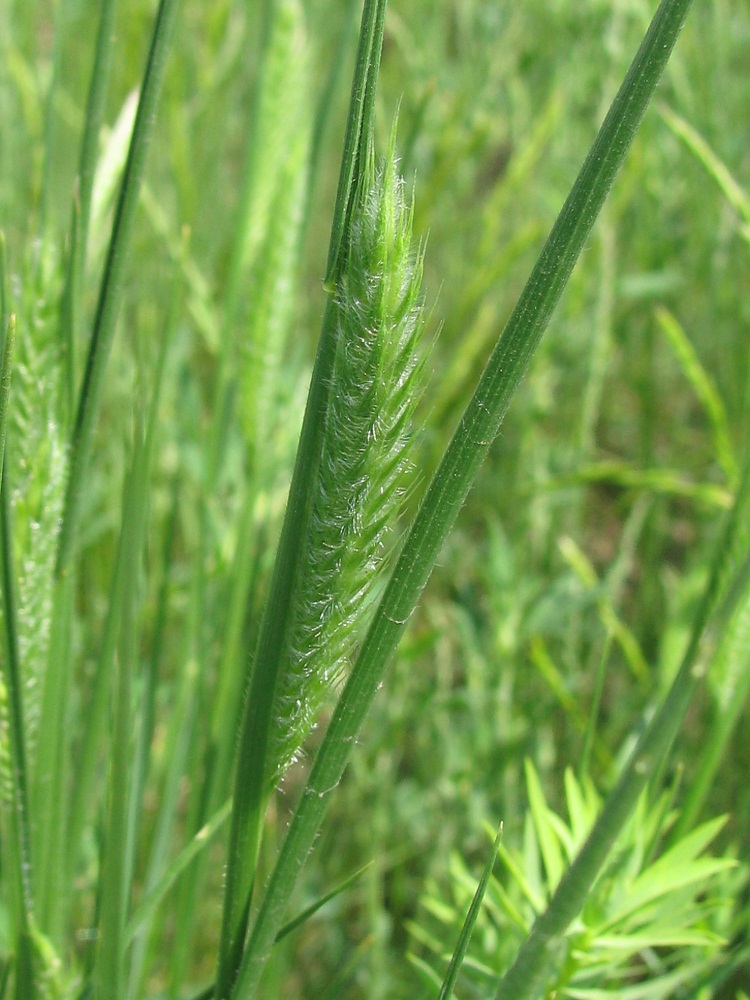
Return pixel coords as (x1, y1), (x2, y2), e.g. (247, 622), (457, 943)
(3, 247), (67, 761)
(269, 131), (427, 780)
(238, 0), (311, 477)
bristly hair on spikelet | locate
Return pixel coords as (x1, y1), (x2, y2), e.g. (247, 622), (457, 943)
(268, 124), (428, 781)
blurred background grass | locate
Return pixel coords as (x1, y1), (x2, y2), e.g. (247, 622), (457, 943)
(1, 0), (749, 996)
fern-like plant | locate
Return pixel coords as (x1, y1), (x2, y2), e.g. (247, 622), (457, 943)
(410, 761), (746, 998)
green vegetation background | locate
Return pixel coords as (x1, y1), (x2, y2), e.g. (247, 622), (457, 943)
(1, 0), (749, 996)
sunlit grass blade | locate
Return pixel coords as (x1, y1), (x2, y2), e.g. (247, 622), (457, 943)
(233, 2), (695, 994)
(437, 825), (503, 1000)
(70, 0), (118, 274)
(540, 461), (733, 509)
(216, 2), (388, 994)
(59, 0), (118, 411)
(55, 0), (180, 578)
(658, 103), (750, 240)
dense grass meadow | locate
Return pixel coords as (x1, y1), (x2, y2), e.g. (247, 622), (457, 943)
(1, 0), (750, 996)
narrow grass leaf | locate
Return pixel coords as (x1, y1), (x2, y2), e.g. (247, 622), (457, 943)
(541, 461), (733, 508)
(126, 799), (232, 944)
(55, 0), (180, 576)
(524, 760), (565, 892)
(59, 0), (118, 405)
(233, 3), (696, 995)
(676, 580), (750, 836)
(658, 103), (750, 239)
(437, 824), (503, 1000)
(324, 0), (388, 286)
(562, 964), (707, 1000)
(655, 305), (737, 484)
(593, 929), (725, 949)
(559, 536), (649, 682)
(275, 862), (374, 945)
(580, 633), (612, 781)
(88, 92), (139, 268)
(407, 953), (444, 992)
(71, 0), (118, 268)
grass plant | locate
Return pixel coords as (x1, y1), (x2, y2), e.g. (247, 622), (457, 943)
(1, 0), (749, 997)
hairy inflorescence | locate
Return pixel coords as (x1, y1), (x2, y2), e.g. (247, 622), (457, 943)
(269, 139), (427, 780)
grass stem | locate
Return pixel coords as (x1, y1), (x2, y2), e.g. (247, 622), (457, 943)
(231, 1), (695, 993)
(216, 3), (388, 994)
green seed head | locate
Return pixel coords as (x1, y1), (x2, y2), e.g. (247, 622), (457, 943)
(269, 132), (427, 782)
